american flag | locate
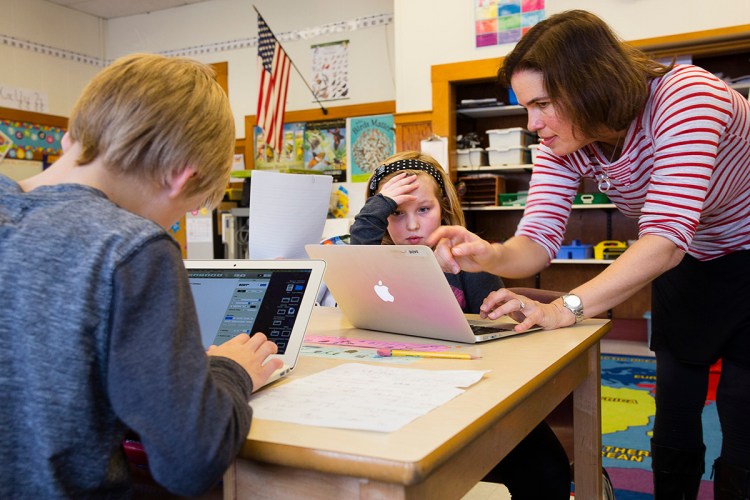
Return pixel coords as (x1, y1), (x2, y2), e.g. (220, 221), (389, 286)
(256, 15), (291, 153)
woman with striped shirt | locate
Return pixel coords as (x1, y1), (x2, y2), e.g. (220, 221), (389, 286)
(428, 10), (750, 500)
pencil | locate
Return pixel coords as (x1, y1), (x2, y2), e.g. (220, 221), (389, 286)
(376, 348), (480, 360)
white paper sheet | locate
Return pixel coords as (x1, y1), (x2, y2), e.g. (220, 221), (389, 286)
(250, 363), (489, 432)
(248, 171), (333, 259)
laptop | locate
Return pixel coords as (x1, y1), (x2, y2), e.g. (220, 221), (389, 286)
(305, 244), (538, 344)
(184, 259), (325, 387)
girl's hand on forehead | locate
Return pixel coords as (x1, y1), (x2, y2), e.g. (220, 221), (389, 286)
(379, 172), (419, 205)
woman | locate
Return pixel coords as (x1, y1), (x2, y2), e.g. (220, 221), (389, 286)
(427, 10), (750, 499)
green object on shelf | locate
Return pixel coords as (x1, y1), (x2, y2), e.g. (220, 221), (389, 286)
(498, 192), (527, 206)
(230, 170), (252, 178)
(574, 193), (610, 204)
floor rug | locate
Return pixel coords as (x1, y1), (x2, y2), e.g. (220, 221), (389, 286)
(600, 354), (722, 499)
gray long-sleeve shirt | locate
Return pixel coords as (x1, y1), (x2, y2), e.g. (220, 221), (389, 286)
(0, 175), (253, 498)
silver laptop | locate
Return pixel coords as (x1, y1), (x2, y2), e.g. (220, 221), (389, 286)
(184, 259), (325, 387)
(305, 245), (536, 343)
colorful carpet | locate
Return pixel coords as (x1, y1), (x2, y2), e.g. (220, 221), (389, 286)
(600, 354), (722, 499)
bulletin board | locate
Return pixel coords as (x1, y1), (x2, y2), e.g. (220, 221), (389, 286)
(0, 106), (67, 162)
(244, 100), (396, 174)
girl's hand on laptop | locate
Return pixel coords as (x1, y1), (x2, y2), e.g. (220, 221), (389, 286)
(378, 172), (419, 205)
(207, 333), (283, 392)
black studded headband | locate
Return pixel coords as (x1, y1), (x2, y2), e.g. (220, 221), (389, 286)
(367, 159), (446, 197)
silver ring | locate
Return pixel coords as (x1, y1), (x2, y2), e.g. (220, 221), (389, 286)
(518, 298), (525, 310)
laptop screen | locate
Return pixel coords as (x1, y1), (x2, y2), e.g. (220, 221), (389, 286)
(188, 267), (314, 354)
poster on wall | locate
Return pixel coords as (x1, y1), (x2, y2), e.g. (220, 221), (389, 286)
(0, 119), (64, 160)
(0, 129), (13, 162)
(311, 40), (350, 101)
(475, 0), (545, 48)
(347, 114), (395, 183)
(299, 119), (347, 182)
(253, 122), (305, 171)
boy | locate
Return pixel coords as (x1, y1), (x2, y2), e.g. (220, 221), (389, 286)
(0, 53), (283, 497)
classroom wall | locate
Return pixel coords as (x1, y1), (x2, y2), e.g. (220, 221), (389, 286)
(1, 0), (103, 116)
(105, 0), (395, 139)
(394, 0), (750, 113)
(5, 1), (749, 130)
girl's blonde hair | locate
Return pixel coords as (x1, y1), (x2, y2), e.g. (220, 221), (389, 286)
(367, 151), (464, 245)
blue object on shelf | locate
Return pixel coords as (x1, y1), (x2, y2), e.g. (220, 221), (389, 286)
(644, 311), (652, 345)
(507, 88), (518, 105)
(556, 239), (593, 259)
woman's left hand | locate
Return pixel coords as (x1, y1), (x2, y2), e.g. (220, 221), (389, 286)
(479, 288), (573, 331)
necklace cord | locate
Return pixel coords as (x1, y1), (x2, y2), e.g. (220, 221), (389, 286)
(596, 134), (622, 194)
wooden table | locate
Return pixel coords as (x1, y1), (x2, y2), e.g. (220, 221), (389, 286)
(224, 307), (609, 499)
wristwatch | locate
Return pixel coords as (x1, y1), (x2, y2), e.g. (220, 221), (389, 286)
(561, 293), (585, 323)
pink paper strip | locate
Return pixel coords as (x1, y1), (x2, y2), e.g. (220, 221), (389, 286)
(304, 335), (455, 352)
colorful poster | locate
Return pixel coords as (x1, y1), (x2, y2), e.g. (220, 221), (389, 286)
(475, 0), (545, 48)
(0, 120), (64, 160)
(253, 122), (305, 171)
(0, 129), (12, 161)
(311, 40), (349, 101)
(299, 119), (347, 182)
(347, 114), (395, 183)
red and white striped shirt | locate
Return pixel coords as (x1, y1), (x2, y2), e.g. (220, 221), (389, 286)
(519, 65), (750, 261)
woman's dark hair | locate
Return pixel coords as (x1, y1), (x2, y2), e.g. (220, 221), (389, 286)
(500, 10), (673, 138)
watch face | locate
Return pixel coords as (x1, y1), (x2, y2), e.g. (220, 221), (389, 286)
(565, 294), (582, 308)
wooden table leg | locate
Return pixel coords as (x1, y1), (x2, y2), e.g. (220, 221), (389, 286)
(573, 343), (603, 498)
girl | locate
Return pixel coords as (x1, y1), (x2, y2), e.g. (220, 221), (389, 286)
(351, 151), (572, 499)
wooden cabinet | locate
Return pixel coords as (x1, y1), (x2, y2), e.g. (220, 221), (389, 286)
(431, 24), (750, 341)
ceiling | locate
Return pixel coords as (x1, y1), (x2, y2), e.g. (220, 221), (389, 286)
(45, 0), (216, 19)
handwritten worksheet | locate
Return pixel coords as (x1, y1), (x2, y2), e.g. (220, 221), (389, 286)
(250, 363), (489, 432)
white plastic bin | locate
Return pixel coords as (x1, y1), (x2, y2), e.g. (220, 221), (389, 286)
(486, 146), (530, 166)
(529, 144), (541, 164)
(457, 148), (486, 168)
(486, 128), (535, 149)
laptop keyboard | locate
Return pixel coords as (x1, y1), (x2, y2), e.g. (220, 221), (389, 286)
(470, 323), (515, 334)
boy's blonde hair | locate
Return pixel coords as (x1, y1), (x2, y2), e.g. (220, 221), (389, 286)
(368, 151), (464, 245)
(67, 53), (235, 208)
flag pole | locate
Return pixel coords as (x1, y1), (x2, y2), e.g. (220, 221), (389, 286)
(253, 5), (328, 116)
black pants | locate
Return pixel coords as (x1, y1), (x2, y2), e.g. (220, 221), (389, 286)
(482, 421), (571, 499)
(652, 251), (750, 468)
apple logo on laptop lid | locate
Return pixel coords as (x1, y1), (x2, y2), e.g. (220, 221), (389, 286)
(373, 280), (394, 302)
